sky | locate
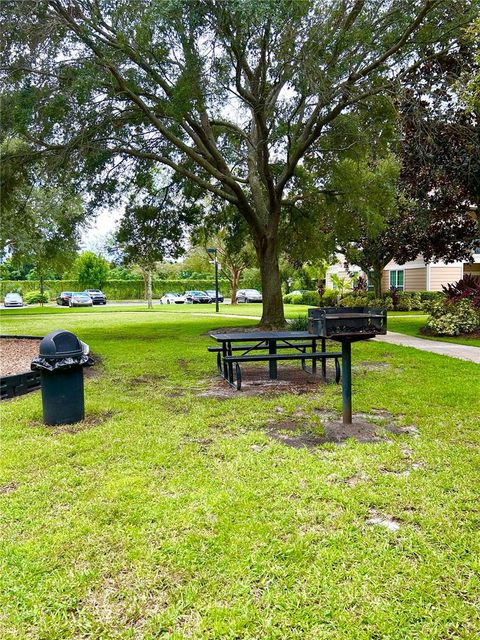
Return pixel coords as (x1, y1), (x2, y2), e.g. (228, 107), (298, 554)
(79, 207), (122, 256)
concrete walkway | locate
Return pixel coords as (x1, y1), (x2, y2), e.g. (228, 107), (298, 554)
(373, 331), (480, 364)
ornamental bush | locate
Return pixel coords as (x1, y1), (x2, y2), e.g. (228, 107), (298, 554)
(426, 298), (480, 336)
(283, 293), (303, 304)
(442, 274), (480, 309)
(25, 291), (50, 304)
(288, 315), (309, 330)
(338, 294), (369, 307)
(320, 289), (338, 306)
(373, 296), (393, 310)
(300, 290), (320, 306)
(395, 291), (423, 311)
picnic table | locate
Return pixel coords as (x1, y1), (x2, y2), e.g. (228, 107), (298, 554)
(209, 331), (342, 390)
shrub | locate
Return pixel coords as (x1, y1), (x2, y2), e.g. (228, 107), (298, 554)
(395, 291), (423, 311)
(299, 290), (320, 306)
(288, 315), (309, 331)
(338, 293), (368, 307)
(420, 291), (443, 303)
(283, 291), (319, 305)
(372, 297), (393, 310)
(25, 291), (50, 304)
(426, 298), (480, 336)
(442, 274), (480, 309)
(320, 289), (338, 306)
(283, 293), (303, 305)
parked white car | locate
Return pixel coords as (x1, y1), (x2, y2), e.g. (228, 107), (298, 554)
(236, 289), (263, 303)
(160, 292), (184, 304)
(3, 292), (24, 307)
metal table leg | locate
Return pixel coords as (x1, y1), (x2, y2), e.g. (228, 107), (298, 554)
(342, 340), (352, 424)
(268, 339), (277, 379)
(321, 337), (326, 379)
(227, 341), (233, 384)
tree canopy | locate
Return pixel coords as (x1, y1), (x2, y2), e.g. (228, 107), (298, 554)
(2, 0), (477, 324)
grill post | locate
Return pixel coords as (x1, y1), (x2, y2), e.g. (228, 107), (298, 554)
(341, 340), (352, 425)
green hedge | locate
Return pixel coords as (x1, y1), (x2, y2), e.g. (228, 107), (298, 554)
(0, 279), (230, 300)
(283, 290), (319, 305)
(336, 290), (443, 311)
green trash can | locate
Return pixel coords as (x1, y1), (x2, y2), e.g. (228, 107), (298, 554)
(31, 330), (93, 426)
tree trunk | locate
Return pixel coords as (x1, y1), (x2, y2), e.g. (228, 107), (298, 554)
(254, 232), (286, 328)
(371, 265), (384, 298)
(230, 268), (241, 306)
(39, 274), (44, 306)
(146, 269), (153, 309)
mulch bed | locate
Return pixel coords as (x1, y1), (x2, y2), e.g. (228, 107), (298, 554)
(0, 338), (41, 377)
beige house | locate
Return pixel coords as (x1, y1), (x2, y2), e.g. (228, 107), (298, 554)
(326, 250), (480, 293)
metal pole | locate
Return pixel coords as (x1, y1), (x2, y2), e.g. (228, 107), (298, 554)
(215, 254), (219, 313)
(341, 340), (352, 424)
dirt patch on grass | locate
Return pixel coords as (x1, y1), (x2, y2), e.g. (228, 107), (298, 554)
(82, 570), (170, 635)
(0, 338), (41, 376)
(267, 420), (327, 449)
(199, 365), (339, 398)
(52, 411), (114, 434)
(0, 482), (18, 495)
(31, 410), (114, 434)
(130, 373), (167, 385)
(84, 352), (102, 379)
(355, 361), (390, 372)
(177, 358), (190, 371)
(265, 409), (418, 448)
(165, 389), (186, 398)
(366, 509), (402, 531)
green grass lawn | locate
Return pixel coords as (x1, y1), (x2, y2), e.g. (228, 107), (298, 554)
(6, 303), (478, 348)
(1, 309), (479, 639)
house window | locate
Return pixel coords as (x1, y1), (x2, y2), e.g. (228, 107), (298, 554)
(389, 270), (404, 291)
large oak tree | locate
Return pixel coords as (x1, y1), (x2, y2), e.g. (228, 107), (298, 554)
(1, 0), (476, 325)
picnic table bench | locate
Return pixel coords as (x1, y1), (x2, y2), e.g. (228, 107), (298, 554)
(209, 331), (342, 391)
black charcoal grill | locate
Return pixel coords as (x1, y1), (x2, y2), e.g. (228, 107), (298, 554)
(308, 307), (387, 424)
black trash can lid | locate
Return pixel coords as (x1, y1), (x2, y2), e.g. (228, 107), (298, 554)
(39, 330), (84, 359)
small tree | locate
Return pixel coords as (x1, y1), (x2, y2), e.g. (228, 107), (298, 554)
(73, 252), (110, 290)
(216, 235), (255, 305)
(115, 188), (193, 307)
(4, 186), (82, 298)
(194, 209), (255, 304)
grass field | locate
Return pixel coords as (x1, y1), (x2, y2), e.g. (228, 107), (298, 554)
(1, 308), (479, 639)
(4, 302), (478, 347)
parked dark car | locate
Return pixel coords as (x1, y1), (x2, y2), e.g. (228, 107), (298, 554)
(183, 290), (212, 304)
(84, 289), (107, 305)
(205, 290), (224, 303)
(236, 289), (263, 303)
(56, 291), (73, 306)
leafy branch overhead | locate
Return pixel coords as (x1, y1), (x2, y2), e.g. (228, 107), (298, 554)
(1, 0), (478, 324)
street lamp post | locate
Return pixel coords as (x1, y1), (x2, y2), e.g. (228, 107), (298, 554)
(207, 248), (219, 313)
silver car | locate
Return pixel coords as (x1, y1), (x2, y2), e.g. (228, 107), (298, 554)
(236, 289), (263, 303)
(69, 292), (93, 307)
(4, 292), (23, 307)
